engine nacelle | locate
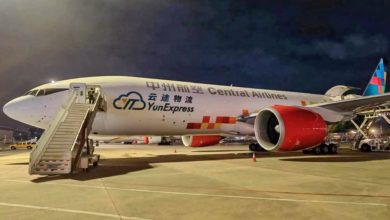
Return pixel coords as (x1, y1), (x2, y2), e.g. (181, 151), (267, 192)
(181, 135), (222, 147)
(144, 136), (162, 144)
(254, 105), (327, 152)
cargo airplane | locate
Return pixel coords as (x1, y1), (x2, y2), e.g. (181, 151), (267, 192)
(3, 59), (389, 152)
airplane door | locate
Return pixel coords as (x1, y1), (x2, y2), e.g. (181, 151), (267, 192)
(70, 83), (87, 103)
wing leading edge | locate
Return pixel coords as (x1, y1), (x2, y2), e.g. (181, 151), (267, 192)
(304, 92), (390, 123)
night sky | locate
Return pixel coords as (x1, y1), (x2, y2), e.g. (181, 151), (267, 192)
(1, 0), (390, 128)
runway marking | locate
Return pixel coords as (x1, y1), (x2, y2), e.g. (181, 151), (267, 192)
(3, 179), (389, 207)
(0, 202), (150, 220)
(100, 181), (390, 198)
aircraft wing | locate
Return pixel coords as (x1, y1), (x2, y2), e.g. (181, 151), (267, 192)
(237, 92), (390, 125)
(310, 92), (390, 113)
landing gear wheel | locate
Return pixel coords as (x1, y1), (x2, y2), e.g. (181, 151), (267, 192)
(249, 143), (256, 151)
(93, 161), (98, 167)
(321, 145), (329, 154)
(329, 144), (337, 154)
(361, 144), (371, 152)
(10, 146), (16, 150)
(314, 146), (321, 154)
(27, 146), (32, 150)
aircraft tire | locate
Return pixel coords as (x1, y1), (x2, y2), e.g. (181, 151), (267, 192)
(361, 144), (371, 152)
(321, 144), (329, 154)
(249, 143), (256, 151)
(314, 146), (321, 155)
(329, 144), (337, 154)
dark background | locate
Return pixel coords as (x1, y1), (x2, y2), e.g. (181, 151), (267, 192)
(1, 0), (389, 129)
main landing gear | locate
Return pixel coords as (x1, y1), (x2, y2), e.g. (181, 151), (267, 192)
(302, 143), (338, 155)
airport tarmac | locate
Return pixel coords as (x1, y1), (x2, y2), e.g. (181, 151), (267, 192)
(1, 144), (390, 220)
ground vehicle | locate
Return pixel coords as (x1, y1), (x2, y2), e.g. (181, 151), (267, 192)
(358, 138), (390, 152)
(9, 141), (36, 150)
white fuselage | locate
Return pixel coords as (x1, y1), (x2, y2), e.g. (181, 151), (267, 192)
(3, 76), (324, 136)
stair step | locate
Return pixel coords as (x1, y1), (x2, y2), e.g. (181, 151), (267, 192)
(58, 124), (81, 128)
(45, 148), (70, 153)
(36, 163), (70, 168)
(42, 151), (72, 156)
(67, 112), (87, 116)
(52, 134), (76, 138)
(50, 138), (75, 143)
(61, 121), (83, 124)
(38, 159), (70, 164)
(43, 152), (71, 156)
(67, 112), (86, 115)
(60, 123), (82, 127)
(31, 169), (71, 175)
(67, 111), (87, 114)
(66, 114), (86, 117)
(69, 108), (87, 111)
(56, 131), (78, 135)
(41, 155), (71, 160)
(64, 116), (85, 119)
(50, 139), (76, 144)
(57, 128), (80, 131)
(58, 126), (81, 130)
(46, 145), (70, 149)
(52, 135), (76, 139)
(68, 110), (88, 113)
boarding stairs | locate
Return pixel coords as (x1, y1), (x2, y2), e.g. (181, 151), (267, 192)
(29, 90), (102, 175)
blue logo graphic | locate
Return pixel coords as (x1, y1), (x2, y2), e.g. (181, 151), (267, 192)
(113, 91), (146, 110)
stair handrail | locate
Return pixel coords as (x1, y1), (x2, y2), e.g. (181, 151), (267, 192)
(29, 91), (78, 174)
(70, 91), (102, 170)
(69, 91), (102, 153)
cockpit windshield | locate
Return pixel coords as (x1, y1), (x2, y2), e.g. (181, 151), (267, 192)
(24, 90), (38, 96)
(24, 88), (69, 96)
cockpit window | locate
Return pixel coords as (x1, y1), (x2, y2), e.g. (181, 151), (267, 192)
(24, 88), (68, 96)
(36, 90), (45, 96)
(44, 88), (69, 95)
(24, 90), (38, 96)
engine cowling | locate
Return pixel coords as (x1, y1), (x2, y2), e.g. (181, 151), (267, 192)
(254, 105), (327, 152)
(181, 135), (222, 147)
(143, 136), (162, 144)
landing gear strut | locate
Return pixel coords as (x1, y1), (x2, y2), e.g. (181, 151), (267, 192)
(249, 143), (266, 152)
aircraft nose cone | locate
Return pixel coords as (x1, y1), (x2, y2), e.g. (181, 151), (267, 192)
(3, 98), (20, 120)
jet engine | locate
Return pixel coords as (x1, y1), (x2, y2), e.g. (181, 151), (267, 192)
(143, 136), (162, 144)
(181, 135), (222, 147)
(254, 105), (327, 152)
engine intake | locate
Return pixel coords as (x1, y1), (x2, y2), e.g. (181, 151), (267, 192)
(254, 106), (327, 152)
